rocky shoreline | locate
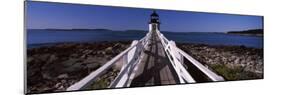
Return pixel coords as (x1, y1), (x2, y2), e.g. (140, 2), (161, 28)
(26, 41), (263, 93)
(177, 43), (263, 80)
(27, 41), (131, 93)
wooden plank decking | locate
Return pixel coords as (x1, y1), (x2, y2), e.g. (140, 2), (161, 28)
(130, 31), (180, 87)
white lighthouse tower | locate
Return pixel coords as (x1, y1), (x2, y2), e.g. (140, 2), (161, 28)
(149, 11), (160, 32)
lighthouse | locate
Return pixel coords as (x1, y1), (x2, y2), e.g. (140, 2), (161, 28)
(149, 11), (160, 32)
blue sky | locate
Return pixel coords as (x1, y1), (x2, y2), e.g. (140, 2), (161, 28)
(26, 1), (263, 32)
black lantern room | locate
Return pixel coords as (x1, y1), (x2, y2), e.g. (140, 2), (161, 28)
(149, 10), (160, 24)
(149, 11), (160, 31)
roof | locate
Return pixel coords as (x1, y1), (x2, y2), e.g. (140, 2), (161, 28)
(150, 11), (159, 17)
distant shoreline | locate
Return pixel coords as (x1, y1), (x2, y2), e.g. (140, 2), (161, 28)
(27, 29), (263, 49)
(27, 29), (264, 37)
(227, 33), (263, 37)
(28, 41), (263, 50)
(45, 28), (113, 31)
(28, 28), (263, 34)
(227, 29), (263, 36)
(28, 39), (263, 49)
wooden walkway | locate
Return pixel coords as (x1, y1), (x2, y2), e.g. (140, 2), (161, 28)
(130, 31), (180, 87)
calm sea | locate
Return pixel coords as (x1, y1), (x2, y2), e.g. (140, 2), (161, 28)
(27, 29), (263, 48)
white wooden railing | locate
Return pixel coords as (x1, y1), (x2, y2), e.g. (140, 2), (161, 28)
(67, 28), (224, 91)
(66, 31), (152, 91)
(155, 30), (224, 82)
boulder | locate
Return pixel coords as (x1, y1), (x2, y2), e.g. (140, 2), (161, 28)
(105, 47), (113, 54)
(234, 58), (240, 64)
(57, 74), (68, 79)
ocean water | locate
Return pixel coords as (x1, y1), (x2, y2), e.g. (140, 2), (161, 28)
(163, 32), (263, 48)
(27, 29), (263, 48)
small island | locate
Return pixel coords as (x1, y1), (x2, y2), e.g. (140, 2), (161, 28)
(227, 29), (263, 36)
(45, 28), (113, 31)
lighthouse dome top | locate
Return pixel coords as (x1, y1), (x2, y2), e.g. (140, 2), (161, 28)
(150, 11), (159, 17)
(149, 10), (160, 24)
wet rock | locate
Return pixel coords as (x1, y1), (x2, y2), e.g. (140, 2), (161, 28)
(105, 47), (113, 52)
(27, 57), (34, 63)
(42, 73), (52, 80)
(234, 58), (240, 64)
(48, 54), (57, 63)
(177, 43), (263, 80)
(101, 51), (106, 55)
(54, 82), (62, 88)
(37, 54), (50, 61)
(57, 74), (68, 79)
(27, 41), (130, 93)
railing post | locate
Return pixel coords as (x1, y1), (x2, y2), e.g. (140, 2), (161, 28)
(180, 53), (184, 65)
(109, 40), (146, 88)
(121, 53), (128, 71)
